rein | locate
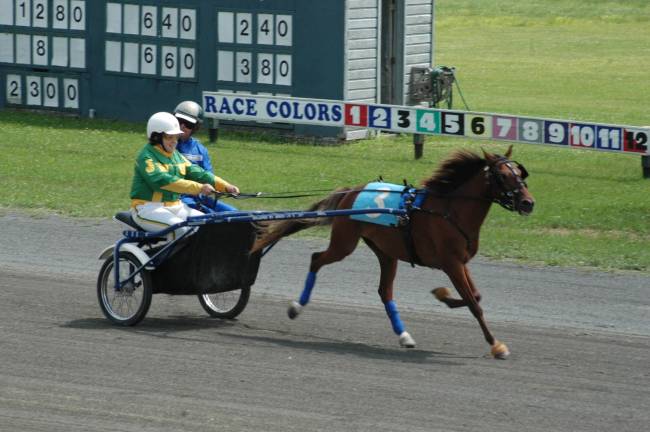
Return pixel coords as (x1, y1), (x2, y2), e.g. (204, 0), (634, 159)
(215, 187), (419, 200)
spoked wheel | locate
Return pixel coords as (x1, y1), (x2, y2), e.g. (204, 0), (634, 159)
(198, 286), (250, 319)
(97, 252), (152, 326)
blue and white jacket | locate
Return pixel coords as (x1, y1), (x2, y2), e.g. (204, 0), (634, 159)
(176, 137), (213, 173)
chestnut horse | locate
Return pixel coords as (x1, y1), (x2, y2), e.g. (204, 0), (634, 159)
(253, 146), (534, 359)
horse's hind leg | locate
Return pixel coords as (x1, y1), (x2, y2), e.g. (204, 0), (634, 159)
(288, 218), (361, 319)
(432, 266), (482, 308)
(364, 239), (415, 348)
(443, 263), (509, 359)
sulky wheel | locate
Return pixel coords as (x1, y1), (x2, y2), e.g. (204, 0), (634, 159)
(97, 251), (152, 326)
(197, 285), (250, 319)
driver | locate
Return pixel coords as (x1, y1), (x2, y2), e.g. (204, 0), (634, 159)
(174, 100), (238, 212)
(130, 112), (240, 240)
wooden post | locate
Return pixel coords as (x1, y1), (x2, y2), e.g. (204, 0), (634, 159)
(641, 155), (650, 178)
(413, 134), (424, 159)
(208, 119), (219, 143)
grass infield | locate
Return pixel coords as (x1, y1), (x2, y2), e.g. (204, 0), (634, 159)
(1, 0), (649, 272)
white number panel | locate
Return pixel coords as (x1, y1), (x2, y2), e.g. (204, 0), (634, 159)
(257, 53), (273, 84)
(275, 15), (292, 46)
(236, 52), (252, 83)
(5, 73), (80, 110)
(26, 76), (42, 106)
(15, 34), (30, 64)
(179, 47), (195, 78)
(257, 14), (274, 45)
(123, 4), (140, 35)
(179, 9), (196, 40)
(141, 6), (157, 37)
(32, 0), (48, 28)
(6, 74), (22, 104)
(63, 78), (79, 108)
(218, 12), (234, 43)
(0, 33), (14, 63)
(161, 45), (177, 77)
(217, 50), (234, 81)
(32, 35), (48, 66)
(275, 54), (292, 86)
(69, 1), (86, 31)
(0, 0), (14, 26)
(15, 0), (31, 27)
(103, 4), (197, 81)
(43, 77), (58, 107)
(216, 10), (294, 89)
(161, 7), (178, 39)
(236, 13), (252, 44)
(140, 44), (156, 75)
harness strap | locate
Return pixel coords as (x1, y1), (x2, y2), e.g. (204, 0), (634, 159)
(413, 207), (473, 251)
(398, 187), (427, 268)
(400, 222), (423, 268)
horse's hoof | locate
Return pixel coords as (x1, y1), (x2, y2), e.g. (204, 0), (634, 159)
(399, 331), (416, 348)
(288, 301), (302, 320)
(491, 340), (510, 359)
(432, 287), (452, 302)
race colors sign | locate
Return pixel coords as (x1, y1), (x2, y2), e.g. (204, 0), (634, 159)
(203, 92), (650, 154)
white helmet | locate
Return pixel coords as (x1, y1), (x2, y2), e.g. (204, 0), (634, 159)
(147, 112), (183, 139)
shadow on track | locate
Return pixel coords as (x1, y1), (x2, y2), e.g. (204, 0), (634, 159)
(64, 317), (469, 365)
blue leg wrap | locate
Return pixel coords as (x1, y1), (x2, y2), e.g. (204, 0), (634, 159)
(384, 300), (405, 335)
(299, 271), (317, 306)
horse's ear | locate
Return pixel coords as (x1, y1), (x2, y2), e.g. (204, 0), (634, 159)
(504, 144), (513, 159)
(482, 147), (495, 162)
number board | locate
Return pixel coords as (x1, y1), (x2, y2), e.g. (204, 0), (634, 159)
(0, 0), (431, 135)
(6, 73), (80, 109)
(104, 2), (197, 79)
(216, 11), (293, 87)
(203, 92), (650, 154)
(1, 0), (86, 111)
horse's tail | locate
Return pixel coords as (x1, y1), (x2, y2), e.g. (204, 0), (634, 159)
(251, 188), (349, 253)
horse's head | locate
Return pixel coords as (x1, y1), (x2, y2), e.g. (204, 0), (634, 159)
(483, 146), (535, 215)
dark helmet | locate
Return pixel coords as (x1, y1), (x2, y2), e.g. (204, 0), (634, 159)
(174, 100), (203, 126)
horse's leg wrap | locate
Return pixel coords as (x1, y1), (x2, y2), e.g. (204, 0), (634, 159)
(299, 271), (317, 306)
(384, 300), (405, 335)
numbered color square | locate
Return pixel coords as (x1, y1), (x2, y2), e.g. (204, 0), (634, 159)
(344, 104), (368, 127)
(368, 106), (392, 129)
(492, 116), (518, 141)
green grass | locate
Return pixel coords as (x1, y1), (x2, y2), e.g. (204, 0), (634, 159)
(1, 0), (650, 272)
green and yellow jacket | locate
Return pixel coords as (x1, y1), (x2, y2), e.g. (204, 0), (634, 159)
(130, 144), (232, 208)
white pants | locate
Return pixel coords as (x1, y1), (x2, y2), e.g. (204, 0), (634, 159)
(131, 202), (204, 240)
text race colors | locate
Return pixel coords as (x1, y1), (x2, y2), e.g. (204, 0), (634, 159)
(203, 92), (649, 154)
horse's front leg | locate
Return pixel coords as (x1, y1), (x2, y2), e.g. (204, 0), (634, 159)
(432, 266), (482, 308)
(442, 263), (509, 359)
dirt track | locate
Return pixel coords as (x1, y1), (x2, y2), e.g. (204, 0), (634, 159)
(0, 213), (648, 431)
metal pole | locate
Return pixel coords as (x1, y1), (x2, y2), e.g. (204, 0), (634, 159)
(641, 155), (650, 178)
(413, 134), (424, 159)
(209, 118), (219, 143)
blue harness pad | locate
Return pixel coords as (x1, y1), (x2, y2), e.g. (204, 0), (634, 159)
(350, 182), (406, 227)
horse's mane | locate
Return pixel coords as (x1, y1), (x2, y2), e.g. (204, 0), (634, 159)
(422, 150), (487, 194)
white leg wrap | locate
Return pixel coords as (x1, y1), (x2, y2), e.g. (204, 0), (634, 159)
(288, 300), (302, 319)
(399, 331), (416, 348)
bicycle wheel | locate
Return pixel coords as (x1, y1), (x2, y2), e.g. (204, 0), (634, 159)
(198, 285), (250, 319)
(97, 251), (152, 326)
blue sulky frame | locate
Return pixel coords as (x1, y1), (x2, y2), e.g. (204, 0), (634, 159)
(112, 207), (407, 291)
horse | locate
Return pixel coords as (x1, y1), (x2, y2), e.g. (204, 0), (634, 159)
(252, 146), (534, 359)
